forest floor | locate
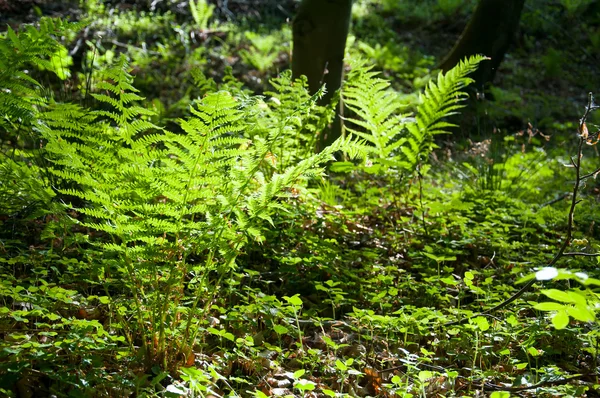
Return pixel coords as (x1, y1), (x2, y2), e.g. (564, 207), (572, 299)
(2, 1), (600, 397)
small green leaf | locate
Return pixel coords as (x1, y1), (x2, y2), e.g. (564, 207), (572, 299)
(566, 291), (587, 307)
(418, 370), (433, 382)
(420, 347), (434, 357)
(284, 295), (303, 307)
(534, 302), (565, 311)
(273, 324), (288, 335)
(335, 359), (347, 371)
(583, 276), (600, 286)
(446, 370), (459, 378)
(516, 273), (535, 284)
(551, 311), (569, 329)
(506, 315), (519, 327)
(541, 289), (576, 303)
(8, 333), (29, 340)
(473, 316), (489, 331)
(294, 379), (315, 391)
(527, 346), (542, 357)
(490, 392), (510, 398)
(440, 276), (458, 285)
(566, 306), (595, 322)
(424, 253), (456, 262)
(293, 369), (306, 379)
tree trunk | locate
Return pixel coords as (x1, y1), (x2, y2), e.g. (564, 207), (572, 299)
(292, 0), (352, 152)
(439, 0), (524, 89)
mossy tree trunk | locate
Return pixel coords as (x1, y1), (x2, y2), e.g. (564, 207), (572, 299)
(292, 0), (352, 152)
(439, 0), (525, 89)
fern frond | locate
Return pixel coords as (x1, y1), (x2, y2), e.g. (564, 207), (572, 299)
(249, 71), (333, 172)
(189, 0), (215, 30)
(415, 55), (486, 136)
(343, 55), (486, 174)
(401, 55), (487, 169)
(343, 59), (409, 162)
(0, 18), (82, 132)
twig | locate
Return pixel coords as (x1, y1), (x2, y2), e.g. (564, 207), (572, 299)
(482, 373), (600, 392)
(445, 92), (598, 327)
(579, 167), (600, 181)
(563, 252), (600, 257)
(108, 40), (161, 56)
(538, 192), (570, 208)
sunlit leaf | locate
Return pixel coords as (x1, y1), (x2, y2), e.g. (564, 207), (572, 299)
(527, 346), (543, 357)
(566, 306), (595, 322)
(336, 359), (348, 371)
(293, 369), (306, 379)
(473, 316), (490, 331)
(541, 289), (576, 303)
(418, 370), (433, 382)
(294, 378), (315, 391)
(534, 302), (565, 311)
(284, 295), (303, 307)
(552, 310), (570, 329)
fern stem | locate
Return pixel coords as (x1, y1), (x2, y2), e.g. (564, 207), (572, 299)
(122, 252), (150, 358)
(180, 100), (317, 354)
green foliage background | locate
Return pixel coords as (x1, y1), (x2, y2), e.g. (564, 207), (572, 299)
(1, 1), (600, 397)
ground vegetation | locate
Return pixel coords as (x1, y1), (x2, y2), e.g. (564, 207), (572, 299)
(1, 1), (600, 397)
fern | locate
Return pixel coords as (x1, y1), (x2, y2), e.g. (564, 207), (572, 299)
(0, 19), (85, 220)
(189, 0), (215, 31)
(342, 59), (408, 165)
(0, 18), (83, 134)
(343, 55), (487, 173)
(248, 71), (334, 172)
(239, 32), (280, 72)
(35, 52), (355, 361)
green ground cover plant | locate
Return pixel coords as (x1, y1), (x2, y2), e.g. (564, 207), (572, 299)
(1, 1), (600, 397)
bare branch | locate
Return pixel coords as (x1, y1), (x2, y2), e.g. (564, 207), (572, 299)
(445, 92), (598, 327)
(483, 373), (600, 392)
(563, 252), (600, 257)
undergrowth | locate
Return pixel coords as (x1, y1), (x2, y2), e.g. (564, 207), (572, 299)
(1, 11), (600, 398)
